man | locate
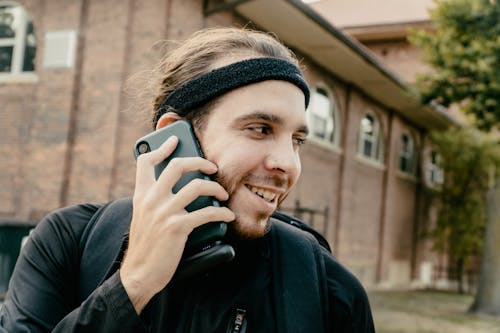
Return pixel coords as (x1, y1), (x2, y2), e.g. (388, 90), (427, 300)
(1, 27), (375, 332)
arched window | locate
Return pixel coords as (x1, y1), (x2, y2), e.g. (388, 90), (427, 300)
(358, 112), (382, 161)
(426, 149), (444, 186)
(306, 85), (339, 146)
(0, 2), (36, 75)
(399, 133), (416, 174)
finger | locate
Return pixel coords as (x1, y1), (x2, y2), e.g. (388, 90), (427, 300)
(181, 206), (235, 231)
(158, 157), (218, 191)
(170, 178), (229, 210)
(135, 136), (179, 194)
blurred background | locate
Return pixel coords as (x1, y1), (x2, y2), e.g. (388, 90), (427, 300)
(1, 1), (499, 331)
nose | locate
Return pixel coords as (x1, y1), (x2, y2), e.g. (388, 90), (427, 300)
(264, 137), (301, 177)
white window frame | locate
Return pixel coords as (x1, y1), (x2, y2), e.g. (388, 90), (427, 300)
(306, 85), (340, 147)
(0, 1), (36, 81)
(426, 149), (444, 186)
(399, 133), (416, 174)
(358, 112), (382, 161)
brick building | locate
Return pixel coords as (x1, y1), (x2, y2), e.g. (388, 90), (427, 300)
(0, 0), (457, 292)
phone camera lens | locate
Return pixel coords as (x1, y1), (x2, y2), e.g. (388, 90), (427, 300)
(137, 142), (150, 154)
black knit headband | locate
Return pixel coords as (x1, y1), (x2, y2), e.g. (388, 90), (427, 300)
(155, 57), (310, 125)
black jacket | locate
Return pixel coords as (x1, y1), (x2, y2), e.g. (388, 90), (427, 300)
(0, 198), (375, 332)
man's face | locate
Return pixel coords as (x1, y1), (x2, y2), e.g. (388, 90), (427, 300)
(197, 79), (308, 239)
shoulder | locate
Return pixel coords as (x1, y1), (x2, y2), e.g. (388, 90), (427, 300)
(270, 213), (364, 302)
(322, 250), (375, 331)
(44, 202), (105, 227)
(19, 202), (108, 271)
(322, 251), (368, 303)
(32, 202), (105, 243)
(269, 216), (375, 331)
(33, 198), (133, 241)
(270, 213), (374, 330)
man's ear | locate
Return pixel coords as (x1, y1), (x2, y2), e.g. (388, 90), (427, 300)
(156, 112), (182, 130)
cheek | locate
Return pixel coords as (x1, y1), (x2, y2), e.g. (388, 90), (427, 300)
(207, 141), (262, 168)
(289, 153), (302, 182)
(295, 153), (302, 173)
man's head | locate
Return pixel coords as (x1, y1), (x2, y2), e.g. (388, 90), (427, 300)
(152, 28), (309, 238)
(151, 27), (304, 130)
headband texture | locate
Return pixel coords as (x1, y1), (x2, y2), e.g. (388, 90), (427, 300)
(156, 57), (309, 124)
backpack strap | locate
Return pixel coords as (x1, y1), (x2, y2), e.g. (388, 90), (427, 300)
(272, 211), (332, 253)
(78, 198), (133, 300)
(270, 218), (330, 333)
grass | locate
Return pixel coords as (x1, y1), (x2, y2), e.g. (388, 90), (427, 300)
(369, 290), (500, 333)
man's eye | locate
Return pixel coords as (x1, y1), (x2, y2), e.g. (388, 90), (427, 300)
(294, 137), (307, 146)
(248, 125), (271, 135)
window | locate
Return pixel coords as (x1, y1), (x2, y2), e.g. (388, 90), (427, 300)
(0, 2), (36, 75)
(399, 133), (415, 174)
(427, 150), (444, 186)
(306, 86), (339, 146)
(358, 113), (382, 161)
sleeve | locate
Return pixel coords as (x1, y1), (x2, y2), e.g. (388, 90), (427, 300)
(49, 271), (147, 332)
(323, 251), (376, 333)
(0, 205), (147, 333)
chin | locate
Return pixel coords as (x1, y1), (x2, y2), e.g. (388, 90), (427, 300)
(229, 212), (271, 240)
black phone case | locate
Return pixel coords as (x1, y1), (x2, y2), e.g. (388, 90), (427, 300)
(134, 120), (227, 255)
(174, 242), (235, 280)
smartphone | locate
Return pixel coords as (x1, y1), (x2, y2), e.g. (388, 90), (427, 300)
(133, 120), (234, 262)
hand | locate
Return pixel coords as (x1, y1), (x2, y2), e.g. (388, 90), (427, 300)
(120, 135), (235, 314)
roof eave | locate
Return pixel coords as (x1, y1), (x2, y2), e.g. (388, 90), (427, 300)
(226, 0), (456, 130)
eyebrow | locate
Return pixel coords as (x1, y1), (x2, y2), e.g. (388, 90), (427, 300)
(233, 112), (309, 136)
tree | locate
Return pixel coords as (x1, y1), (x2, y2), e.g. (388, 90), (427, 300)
(427, 128), (499, 294)
(410, 0), (500, 130)
(409, 0), (500, 315)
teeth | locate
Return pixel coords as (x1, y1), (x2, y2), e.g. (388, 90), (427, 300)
(249, 186), (277, 202)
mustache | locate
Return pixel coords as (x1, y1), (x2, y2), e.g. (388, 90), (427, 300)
(214, 172), (288, 192)
(241, 174), (288, 188)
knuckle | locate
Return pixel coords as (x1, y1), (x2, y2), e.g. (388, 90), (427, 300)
(166, 215), (190, 233)
(137, 152), (157, 167)
(194, 156), (206, 164)
(169, 157), (182, 169)
(204, 206), (220, 220)
(211, 210), (224, 221)
(190, 178), (206, 189)
(182, 178), (208, 195)
(139, 193), (155, 211)
(136, 153), (149, 164)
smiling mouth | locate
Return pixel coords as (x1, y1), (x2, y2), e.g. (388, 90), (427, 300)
(246, 185), (278, 203)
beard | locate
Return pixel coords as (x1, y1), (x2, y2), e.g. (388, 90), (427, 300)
(214, 169), (288, 239)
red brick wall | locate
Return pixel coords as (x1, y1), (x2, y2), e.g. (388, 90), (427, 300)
(377, 115), (422, 285)
(0, 0), (439, 287)
(0, 0), (82, 220)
